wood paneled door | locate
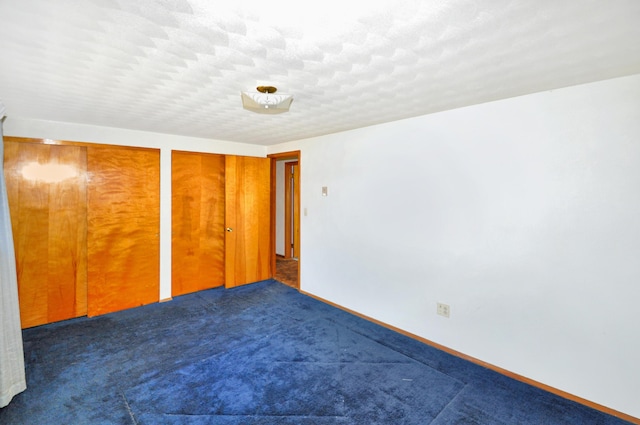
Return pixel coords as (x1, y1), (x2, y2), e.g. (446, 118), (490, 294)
(5, 138), (161, 326)
(6, 136), (270, 327)
(225, 155), (271, 288)
(3, 140), (88, 328)
(171, 151), (225, 297)
(172, 152), (272, 291)
(86, 145), (160, 317)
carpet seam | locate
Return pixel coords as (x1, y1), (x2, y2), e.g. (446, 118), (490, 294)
(121, 391), (139, 425)
(325, 316), (467, 385)
(158, 413), (348, 419)
(428, 382), (469, 424)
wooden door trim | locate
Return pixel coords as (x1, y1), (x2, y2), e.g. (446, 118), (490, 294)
(268, 151), (301, 288)
(283, 161), (298, 259)
(3, 136), (156, 152)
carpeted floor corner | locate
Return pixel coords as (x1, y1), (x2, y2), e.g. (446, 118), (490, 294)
(0, 280), (633, 424)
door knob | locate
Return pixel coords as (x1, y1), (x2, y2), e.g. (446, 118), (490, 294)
(226, 227), (233, 232)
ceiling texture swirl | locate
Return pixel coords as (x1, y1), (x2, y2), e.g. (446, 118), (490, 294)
(1, 0), (639, 145)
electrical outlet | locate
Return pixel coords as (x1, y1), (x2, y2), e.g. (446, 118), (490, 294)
(437, 302), (450, 318)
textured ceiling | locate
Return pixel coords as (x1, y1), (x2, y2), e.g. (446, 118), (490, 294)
(1, 0), (639, 146)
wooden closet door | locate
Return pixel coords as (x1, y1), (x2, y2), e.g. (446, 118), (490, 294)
(86, 146), (160, 316)
(3, 140), (87, 328)
(171, 151), (225, 296)
(225, 156), (271, 288)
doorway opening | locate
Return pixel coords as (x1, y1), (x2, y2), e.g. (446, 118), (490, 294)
(269, 151), (301, 289)
(284, 161), (299, 260)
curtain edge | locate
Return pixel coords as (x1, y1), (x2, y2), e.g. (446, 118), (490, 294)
(0, 110), (28, 407)
(0, 381), (27, 408)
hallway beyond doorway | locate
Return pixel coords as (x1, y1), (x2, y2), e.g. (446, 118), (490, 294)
(275, 257), (298, 288)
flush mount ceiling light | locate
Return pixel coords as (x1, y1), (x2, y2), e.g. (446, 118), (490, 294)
(241, 86), (293, 114)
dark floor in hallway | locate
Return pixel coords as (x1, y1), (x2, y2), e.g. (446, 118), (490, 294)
(275, 256), (298, 288)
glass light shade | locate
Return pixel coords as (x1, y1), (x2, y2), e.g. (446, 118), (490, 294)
(241, 92), (293, 114)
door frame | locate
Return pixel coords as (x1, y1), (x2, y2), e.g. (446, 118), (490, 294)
(284, 161), (299, 259)
(268, 151), (301, 288)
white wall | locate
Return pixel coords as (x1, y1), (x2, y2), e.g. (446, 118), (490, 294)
(269, 74), (640, 418)
(4, 118), (267, 301)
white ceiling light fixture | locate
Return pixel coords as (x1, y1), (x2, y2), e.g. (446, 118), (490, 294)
(241, 86), (293, 114)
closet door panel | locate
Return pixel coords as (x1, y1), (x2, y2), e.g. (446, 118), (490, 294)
(87, 146), (160, 317)
(225, 156), (271, 288)
(47, 145), (88, 323)
(5, 142), (49, 327)
(172, 151), (225, 297)
(3, 140), (87, 328)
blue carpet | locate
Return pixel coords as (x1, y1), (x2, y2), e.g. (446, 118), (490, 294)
(0, 280), (633, 424)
